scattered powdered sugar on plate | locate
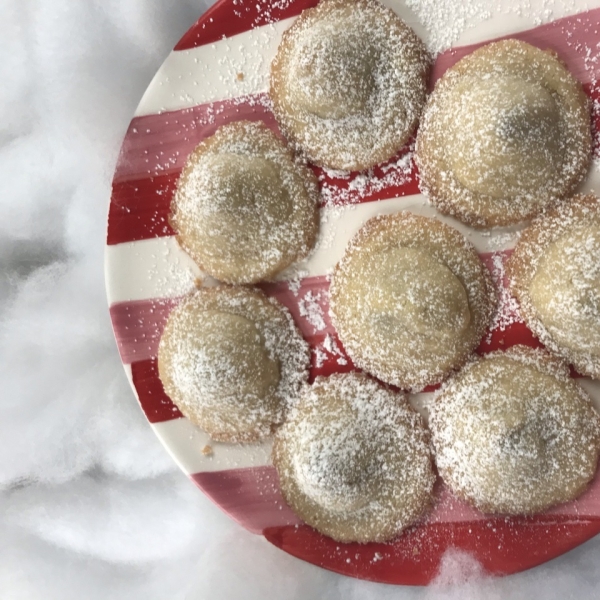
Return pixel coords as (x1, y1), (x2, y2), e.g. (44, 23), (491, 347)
(284, 268), (309, 295)
(322, 334), (348, 365)
(298, 289), (327, 331)
(314, 333), (349, 368)
(403, 0), (493, 54)
(317, 146), (415, 207)
(404, 0), (585, 54)
(232, 0), (296, 27)
(486, 251), (523, 340)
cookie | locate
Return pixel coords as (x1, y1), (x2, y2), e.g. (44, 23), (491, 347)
(171, 120), (319, 284)
(158, 287), (309, 442)
(416, 39), (591, 227)
(273, 373), (435, 542)
(430, 346), (600, 514)
(329, 212), (496, 390)
(507, 194), (600, 378)
(271, 0), (429, 171)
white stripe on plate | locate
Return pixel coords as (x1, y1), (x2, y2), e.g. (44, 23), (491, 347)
(150, 392), (434, 475)
(281, 194), (525, 282)
(135, 18), (294, 117)
(140, 374), (600, 476)
(133, 0), (598, 117)
(151, 417), (273, 474)
(105, 236), (201, 304)
(105, 195), (525, 304)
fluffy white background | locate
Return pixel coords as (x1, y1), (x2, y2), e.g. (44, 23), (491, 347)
(2, 0), (600, 598)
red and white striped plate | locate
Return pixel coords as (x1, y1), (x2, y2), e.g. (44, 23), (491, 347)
(105, 0), (600, 585)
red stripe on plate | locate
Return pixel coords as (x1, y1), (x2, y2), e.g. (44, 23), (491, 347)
(117, 252), (586, 422)
(174, 0), (318, 51)
(108, 8), (600, 246)
(110, 296), (182, 364)
(264, 516), (600, 585)
(477, 320), (542, 354)
(130, 358), (183, 422)
(187, 461), (600, 583)
(108, 174), (178, 245)
(191, 466), (301, 534)
(113, 94), (276, 184)
(190, 464), (600, 538)
(431, 8), (600, 86)
(111, 252), (530, 366)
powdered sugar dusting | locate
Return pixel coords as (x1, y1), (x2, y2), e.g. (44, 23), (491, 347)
(322, 334), (348, 366)
(317, 145), (416, 207)
(157, 287), (310, 442)
(430, 346), (600, 515)
(172, 120), (319, 284)
(312, 333), (349, 369)
(486, 250), (523, 340)
(273, 373), (435, 542)
(329, 213), (496, 391)
(507, 194), (600, 378)
(298, 289), (326, 331)
(270, 0), (430, 170)
(404, 0), (584, 55)
(232, 0), (296, 27)
(404, 0), (492, 54)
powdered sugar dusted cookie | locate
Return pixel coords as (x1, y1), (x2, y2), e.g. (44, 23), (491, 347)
(273, 373), (435, 542)
(416, 39), (591, 228)
(171, 121), (319, 284)
(270, 0), (430, 171)
(158, 287), (310, 443)
(430, 346), (600, 515)
(329, 213), (496, 390)
(507, 194), (600, 378)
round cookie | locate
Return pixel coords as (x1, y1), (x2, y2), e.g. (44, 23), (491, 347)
(507, 194), (600, 378)
(430, 346), (600, 515)
(270, 0), (430, 171)
(171, 120), (319, 284)
(273, 372), (435, 543)
(329, 212), (496, 390)
(416, 39), (591, 228)
(157, 287), (310, 442)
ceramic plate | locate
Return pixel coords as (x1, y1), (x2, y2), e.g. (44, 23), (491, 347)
(105, 0), (600, 584)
